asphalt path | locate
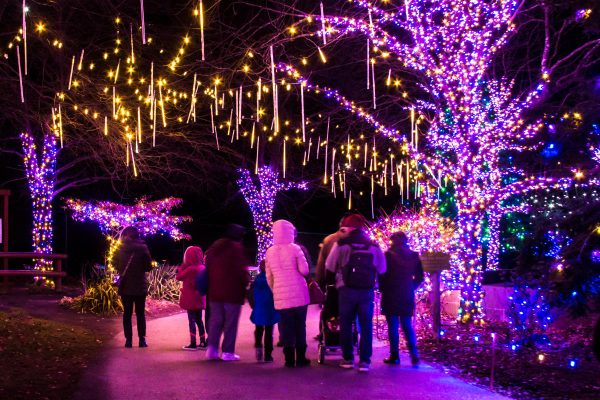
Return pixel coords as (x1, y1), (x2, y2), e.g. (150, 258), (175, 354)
(75, 304), (510, 400)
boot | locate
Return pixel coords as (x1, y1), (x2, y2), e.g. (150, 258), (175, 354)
(410, 352), (420, 368)
(139, 337), (148, 348)
(295, 345), (310, 367)
(264, 349), (274, 363)
(125, 338), (132, 348)
(384, 352), (400, 365)
(264, 343), (274, 363)
(283, 347), (295, 367)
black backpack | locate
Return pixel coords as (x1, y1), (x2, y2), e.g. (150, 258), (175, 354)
(342, 243), (377, 289)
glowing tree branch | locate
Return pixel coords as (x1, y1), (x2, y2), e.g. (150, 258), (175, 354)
(65, 197), (191, 273)
(237, 167), (307, 264)
(20, 132), (57, 285)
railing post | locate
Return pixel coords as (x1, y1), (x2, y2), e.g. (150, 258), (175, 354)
(2, 258), (7, 293)
(431, 270), (441, 341)
(56, 259), (63, 292)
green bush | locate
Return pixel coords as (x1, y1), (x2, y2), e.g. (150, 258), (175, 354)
(147, 264), (181, 303)
(61, 277), (123, 315)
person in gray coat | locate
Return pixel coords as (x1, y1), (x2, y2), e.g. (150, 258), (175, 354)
(379, 231), (424, 367)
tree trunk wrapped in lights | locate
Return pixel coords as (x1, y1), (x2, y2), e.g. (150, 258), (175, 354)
(20, 132), (57, 286)
(237, 167), (307, 264)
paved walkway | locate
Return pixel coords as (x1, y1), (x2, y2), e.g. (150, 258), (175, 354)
(76, 305), (510, 400)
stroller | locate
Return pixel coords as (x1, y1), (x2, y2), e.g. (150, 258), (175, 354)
(317, 285), (358, 364)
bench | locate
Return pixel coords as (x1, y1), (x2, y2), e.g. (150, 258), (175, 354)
(0, 252), (68, 291)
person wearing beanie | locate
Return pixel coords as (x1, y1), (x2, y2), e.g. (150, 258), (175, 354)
(379, 232), (424, 367)
(204, 224), (250, 361)
(325, 214), (386, 372)
(315, 214), (363, 290)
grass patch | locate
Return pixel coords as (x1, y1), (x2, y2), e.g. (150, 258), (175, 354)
(0, 309), (102, 400)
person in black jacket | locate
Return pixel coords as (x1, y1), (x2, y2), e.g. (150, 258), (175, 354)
(379, 231), (424, 367)
(114, 226), (153, 348)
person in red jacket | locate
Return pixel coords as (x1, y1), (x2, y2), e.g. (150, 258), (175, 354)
(204, 224), (250, 361)
(176, 246), (207, 351)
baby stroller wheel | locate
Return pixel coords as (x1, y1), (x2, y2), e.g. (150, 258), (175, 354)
(318, 344), (325, 364)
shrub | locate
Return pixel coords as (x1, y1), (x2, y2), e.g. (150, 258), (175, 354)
(147, 264), (181, 303)
(61, 277), (123, 315)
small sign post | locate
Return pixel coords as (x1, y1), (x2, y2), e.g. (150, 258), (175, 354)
(421, 252), (450, 341)
(0, 190), (10, 292)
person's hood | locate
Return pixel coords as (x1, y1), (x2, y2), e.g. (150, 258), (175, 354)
(272, 219), (295, 245)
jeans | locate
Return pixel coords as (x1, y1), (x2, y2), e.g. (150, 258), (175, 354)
(207, 301), (242, 354)
(254, 325), (274, 353)
(339, 287), (374, 364)
(122, 295), (146, 340)
(187, 310), (206, 342)
(386, 315), (418, 357)
(278, 305), (308, 348)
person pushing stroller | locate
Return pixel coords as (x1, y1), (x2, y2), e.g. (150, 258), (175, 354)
(325, 214), (386, 372)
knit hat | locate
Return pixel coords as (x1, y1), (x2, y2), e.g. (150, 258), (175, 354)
(340, 214), (366, 229)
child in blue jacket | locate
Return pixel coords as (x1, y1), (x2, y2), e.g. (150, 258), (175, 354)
(250, 261), (280, 362)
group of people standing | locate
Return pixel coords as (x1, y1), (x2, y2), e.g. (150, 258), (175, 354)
(112, 212), (424, 373)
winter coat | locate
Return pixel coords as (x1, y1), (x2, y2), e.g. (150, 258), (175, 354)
(250, 271), (280, 326)
(113, 238), (152, 296)
(205, 238), (249, 305)
(325, 229), (387, 289)
(265, 220), (310, 310)
(176, 264), (206, 310)
(315, 230), (343, 288)
(379, 246), (424, 317)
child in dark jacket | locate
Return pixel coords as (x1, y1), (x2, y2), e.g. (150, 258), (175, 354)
(250, 261), (280, 362)
(176, 246), (207, 350)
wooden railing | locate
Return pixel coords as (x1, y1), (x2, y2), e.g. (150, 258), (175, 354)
(0, 252), (67, 291)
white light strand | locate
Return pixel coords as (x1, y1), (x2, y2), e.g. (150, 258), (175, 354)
(140, 0), (146, 44)
(199, 0), (205, 61)
(16, 45), (24, 103)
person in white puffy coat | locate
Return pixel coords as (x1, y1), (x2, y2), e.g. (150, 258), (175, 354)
(265, 219), (311, 367)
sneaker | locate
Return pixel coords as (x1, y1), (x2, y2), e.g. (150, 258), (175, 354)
(340, 359), (354, 369)
(221, 352), (241, 361)
(198, 337), (208, 349)
(125, 339), (132, 348)
(255, 347), (263, 362)
(206, 346), (220, 360)
(182, 344), (199, 351)
(358, 362), (370, 372)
